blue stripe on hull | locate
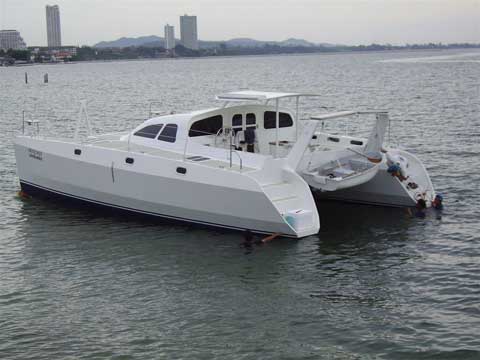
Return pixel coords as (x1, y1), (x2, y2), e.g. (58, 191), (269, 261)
(19, 180), (290, 238)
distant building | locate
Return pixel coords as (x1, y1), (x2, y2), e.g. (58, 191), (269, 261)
(46, 5), (62, 47)
(31, 46), (77, 62)
(164, 24), (175, 50)
(0, 30), (27, 51)
(180, 14), (198, 50)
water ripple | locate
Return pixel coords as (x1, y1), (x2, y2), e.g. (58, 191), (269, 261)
(1, 50), (479, 359)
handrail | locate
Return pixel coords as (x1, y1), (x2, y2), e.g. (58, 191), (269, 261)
(21, 110), (40, 136)
(230, 150), (243, 171)
(85, 132), (128, 143)
(148, 101), (162, 118)
(213, 127), (224, 147)
(214, 126), (233, 148)
(228, 127), (242, 170)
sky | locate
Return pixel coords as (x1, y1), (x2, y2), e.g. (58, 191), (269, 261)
(1, 0), (479, 47)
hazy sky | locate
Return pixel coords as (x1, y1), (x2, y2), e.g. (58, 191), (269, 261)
(1, 0), (479, 46)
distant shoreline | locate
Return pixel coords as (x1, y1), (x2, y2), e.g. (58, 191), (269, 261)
(2, 46), (479, 68)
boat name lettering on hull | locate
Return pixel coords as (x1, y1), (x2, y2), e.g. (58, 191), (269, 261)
(28, 148), (43, 161)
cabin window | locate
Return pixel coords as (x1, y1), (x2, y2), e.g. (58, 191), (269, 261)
(246, 113), (256, 128)
(134, 124), (163, 139)
(158, 124), (178, 143)
(232, 114), (242, 128)
(189, 115), (223, 137)
(263, 111), (293, 129)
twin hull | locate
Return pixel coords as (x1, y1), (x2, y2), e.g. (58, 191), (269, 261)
(310, 151), (435, 208)
(314, 167), (417, 207)
(15, 137), (319, 237)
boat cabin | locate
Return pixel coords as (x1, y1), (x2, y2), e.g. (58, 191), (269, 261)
(128, 91), (318, 163)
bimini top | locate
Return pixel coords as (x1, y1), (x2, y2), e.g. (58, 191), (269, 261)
(216, 90), (319, 102)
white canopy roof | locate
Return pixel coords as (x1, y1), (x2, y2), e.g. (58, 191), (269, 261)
(216, 90), (319, 102)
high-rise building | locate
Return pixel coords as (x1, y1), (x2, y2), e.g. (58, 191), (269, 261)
(46, 5), (62, 48)
(0, 30), (27, 50)
(180, 15), (198, 50)
(164, 24), (175, 50)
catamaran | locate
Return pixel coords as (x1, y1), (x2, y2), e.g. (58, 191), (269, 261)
(14, 90), (436, 238)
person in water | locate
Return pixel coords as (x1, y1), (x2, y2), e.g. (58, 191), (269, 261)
(432, 194), (444, 210)
(243, 230), (280, 247)
(407, 197), (427, 218)
(415, 198), (427, 218)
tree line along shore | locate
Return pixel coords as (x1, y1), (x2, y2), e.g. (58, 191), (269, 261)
(1, 42), (479, 65)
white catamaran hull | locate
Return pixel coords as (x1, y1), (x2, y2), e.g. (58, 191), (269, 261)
(15, 137), (318, 237)
(14, 90), (436, 236)
(313, 167), (416, 207)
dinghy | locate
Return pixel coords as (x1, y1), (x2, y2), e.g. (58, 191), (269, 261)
(302, 149), (382, 191)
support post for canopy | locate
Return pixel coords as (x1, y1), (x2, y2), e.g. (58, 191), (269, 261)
(295, 96), (299, 141)
(229, 130), (233, 168)
(275, 98), (279, 158)
(183, 135), (189, 161)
